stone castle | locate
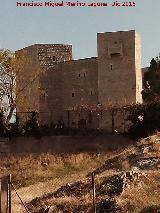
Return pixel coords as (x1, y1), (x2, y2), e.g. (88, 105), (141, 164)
(16, 30), (143, 132)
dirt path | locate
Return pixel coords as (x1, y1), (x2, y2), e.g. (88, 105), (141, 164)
(12, 173), (86, 213)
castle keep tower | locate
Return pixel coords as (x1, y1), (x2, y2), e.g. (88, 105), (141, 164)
(16, 44), (72, 123)
(97, 30), (142, 107)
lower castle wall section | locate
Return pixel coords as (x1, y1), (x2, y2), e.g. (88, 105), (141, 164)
(98, 110), (131, 133)
(38, 56), (132, 132)
(38, 57), (99, 127)
(61, 57), (98, 127)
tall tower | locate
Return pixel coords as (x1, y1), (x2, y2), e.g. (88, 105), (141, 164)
(16, 44), (72, 124)
(97, 30), (142, 107)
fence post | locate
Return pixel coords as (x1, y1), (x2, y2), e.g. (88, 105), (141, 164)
(8, 174), (12, 213)
(92, 172), (96, 213)
(67, 110), (70, 128)
(111, 110), (115, 134)
(1, 175), (10, 213)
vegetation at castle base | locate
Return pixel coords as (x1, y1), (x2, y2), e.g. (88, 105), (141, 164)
(0, 110), (113, 138)
(127, 101), (160, 138)
(142, 56), (160, 102)
(23, 111), (40, 137)
(2, 101), (160, 139)
(0, 111), (7, 136)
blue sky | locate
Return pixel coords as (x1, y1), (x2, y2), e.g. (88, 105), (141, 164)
(0, 0), (159, 67)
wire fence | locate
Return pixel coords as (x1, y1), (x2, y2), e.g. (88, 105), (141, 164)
(0, 168), (146, 213)
(0, 171), (101, 213)
(0, 174), (30, 213)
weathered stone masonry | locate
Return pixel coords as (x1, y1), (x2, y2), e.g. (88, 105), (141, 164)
(16, 30), (143, 132)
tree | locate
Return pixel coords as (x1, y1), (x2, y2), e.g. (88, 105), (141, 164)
(142, 56), (160, 102)
(23, 111), (40, 137)
(0, 49), (28, 126)
(127, 102), (160, 138)
(0, 49), (16, 125)
(0, 111), (7, 136)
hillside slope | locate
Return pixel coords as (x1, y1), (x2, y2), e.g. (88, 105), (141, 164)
(26, 134), (160, 213)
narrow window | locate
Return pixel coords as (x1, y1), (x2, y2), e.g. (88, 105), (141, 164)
(78, 74), (81, 77)
(72, 93), (75, 97)
(53, 56), (56, 61)
(110, 64), (113, 70)
(89, 89), (94, 96)
(40, 90), (46, 101)
(84, 73), (86, 77)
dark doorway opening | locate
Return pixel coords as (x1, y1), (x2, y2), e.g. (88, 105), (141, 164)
(78, 119), (86, 129)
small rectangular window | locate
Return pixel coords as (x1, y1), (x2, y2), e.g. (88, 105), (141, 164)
(89, 88), (94, 96)
(40, 90), (46, 101)
(72, 93), (75, 97)
(111, 53), (121, 57)
(110, 64), (113, 70)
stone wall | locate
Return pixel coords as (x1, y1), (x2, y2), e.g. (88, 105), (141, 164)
(16, 30), (143, 131)
(38, 57), (98, 126)
(2, 135), (134, 154)
(37, 44), (72, 67)
(61, 57), (98, 128)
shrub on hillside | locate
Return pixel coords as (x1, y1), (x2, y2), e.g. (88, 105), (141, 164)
(127, 101), (160, 138)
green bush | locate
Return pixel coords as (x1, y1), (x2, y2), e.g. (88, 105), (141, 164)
(127, 101), (160, 138)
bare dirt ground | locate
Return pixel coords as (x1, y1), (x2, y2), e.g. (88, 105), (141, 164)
(12, 173), (87, 213)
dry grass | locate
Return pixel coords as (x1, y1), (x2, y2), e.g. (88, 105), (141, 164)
(0, 151), (120, 188)
(26, 170), (160, 213)
(28, 194), (93, 213)
(117, 171), (160, 213)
